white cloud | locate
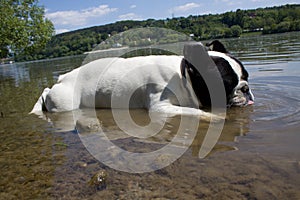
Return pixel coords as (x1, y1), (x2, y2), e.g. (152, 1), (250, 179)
(172, 2), (201, 13)
(118, 13), (141, 20)
(46, 5), (117, 27)
(130, 5), (137, 9)
(46, 10), (85, 26)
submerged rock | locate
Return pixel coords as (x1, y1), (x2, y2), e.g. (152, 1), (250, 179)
(88, 170), (107, 190)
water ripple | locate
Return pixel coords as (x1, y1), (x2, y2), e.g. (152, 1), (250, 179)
(251, 76), (300, 128)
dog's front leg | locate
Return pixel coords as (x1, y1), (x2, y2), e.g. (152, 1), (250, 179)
(149, 101), (222, 122)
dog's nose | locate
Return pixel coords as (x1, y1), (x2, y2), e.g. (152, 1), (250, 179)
(246, 90), (254, 105)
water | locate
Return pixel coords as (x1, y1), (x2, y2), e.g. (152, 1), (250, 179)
(0, 32), (300, 199)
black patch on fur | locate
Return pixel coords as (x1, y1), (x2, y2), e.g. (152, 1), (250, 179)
(210, 56), (239, 100)
(206, 40), (228, 53)
(182, 59), (211, 107)
(42, 96), (48, 112)
(229, 56), (249, 81)
(180, 59), (186, 80)
(206, 40), (249, 81)
(182, 55), (239, 107)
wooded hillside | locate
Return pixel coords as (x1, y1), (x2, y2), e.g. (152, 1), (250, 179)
(17, 4), (300, 61)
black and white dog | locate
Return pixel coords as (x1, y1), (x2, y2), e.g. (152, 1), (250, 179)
(31, 41), (254, 118)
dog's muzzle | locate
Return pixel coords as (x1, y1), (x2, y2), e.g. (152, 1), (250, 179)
(229, 83), (254, 107)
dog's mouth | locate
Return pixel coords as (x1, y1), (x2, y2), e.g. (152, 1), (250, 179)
(228, 82), (254, 107)
(229, 91), (254, 107)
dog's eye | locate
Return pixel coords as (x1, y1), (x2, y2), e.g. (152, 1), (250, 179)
(241, 85), (249, 93)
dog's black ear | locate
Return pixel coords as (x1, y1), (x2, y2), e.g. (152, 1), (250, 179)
(206, 40), (228, 53)
(183, 42), (216, 72)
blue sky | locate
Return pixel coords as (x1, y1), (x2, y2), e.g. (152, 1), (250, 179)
(39, 0), (299, 34)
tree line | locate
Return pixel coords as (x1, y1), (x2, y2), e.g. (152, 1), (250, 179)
(15, 4), (300, 61)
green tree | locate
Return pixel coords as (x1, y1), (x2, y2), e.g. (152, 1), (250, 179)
(224, 28), (232, 38)
(277, 21), (291, 32)
(291, 20), (300, 31)
(222, 12), (235, 27)
(234, 9), (245, 27)
(230, 25), (242, 37)
(0, 0), (54, 59)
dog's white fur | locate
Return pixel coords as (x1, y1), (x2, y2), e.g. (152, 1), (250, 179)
(31, 55), (219, 118)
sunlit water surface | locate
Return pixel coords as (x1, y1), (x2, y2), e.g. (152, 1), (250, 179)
(0, 32), (299, 199)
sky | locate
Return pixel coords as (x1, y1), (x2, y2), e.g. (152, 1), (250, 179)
(38, 0), (299, 34)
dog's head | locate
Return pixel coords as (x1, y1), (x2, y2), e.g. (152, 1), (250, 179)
(182, 40), (254, 108)
(206, 40), (254, 107)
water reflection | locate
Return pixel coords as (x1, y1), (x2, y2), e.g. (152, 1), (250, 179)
(0, 56), (83, 89)
(0, 63), (30, 87)
(41, 107), (251, 162)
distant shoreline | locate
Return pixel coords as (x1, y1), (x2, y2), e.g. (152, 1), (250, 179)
(13, 4), (300, 62)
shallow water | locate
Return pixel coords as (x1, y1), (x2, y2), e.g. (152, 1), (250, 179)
(0, 32), (300, 199)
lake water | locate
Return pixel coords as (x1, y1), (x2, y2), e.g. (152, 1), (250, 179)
(0, 32), (300, 199)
